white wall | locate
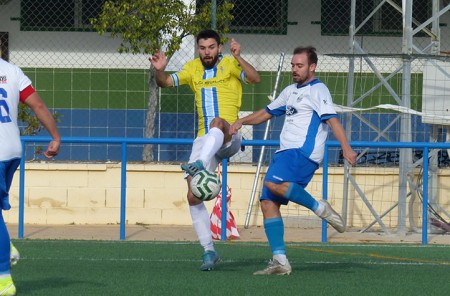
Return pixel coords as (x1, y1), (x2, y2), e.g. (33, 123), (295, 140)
(2, 0), (448, 71)
(0, 0), (194, 69)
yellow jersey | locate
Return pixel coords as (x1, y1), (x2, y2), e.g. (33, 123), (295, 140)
(171, 55), (245, 137)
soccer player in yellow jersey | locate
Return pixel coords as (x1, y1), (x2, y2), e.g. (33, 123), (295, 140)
(150, 29), (260, 271)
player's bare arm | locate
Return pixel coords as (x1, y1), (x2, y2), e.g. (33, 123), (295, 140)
(229, 38), (260, 84)
(230, 109), (272, 135)
(149, 50), (173, 88)
(326, 117), (357, 165)
(24, 92), (61, 158)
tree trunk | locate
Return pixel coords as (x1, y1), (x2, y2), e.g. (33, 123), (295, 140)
(142, 66), (159, 161)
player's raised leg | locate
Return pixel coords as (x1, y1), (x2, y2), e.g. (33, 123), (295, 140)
(284, 182), (345, 233)
(181, 118), (228, 175)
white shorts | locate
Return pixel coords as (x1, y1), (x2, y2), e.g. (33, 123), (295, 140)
(188, 131), (243, 172)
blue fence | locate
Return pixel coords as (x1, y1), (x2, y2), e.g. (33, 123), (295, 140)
(324, 140), (450, 245)
(26, 112), (432, 163)
(18, 136), (444, 244)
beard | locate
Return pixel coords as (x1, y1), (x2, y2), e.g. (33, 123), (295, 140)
(293, 73), (311, 86)
(200, 55), (219, 69)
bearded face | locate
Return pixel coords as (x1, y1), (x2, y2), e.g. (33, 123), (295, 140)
(197, 38), (221, 69)
(291, 53), (316, 85)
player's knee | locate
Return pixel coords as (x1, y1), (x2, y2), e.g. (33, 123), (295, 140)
(209, 117), (226, 130)
(187, 191), (202, 205)
(260, 200), (280, 217)
(186, 177), (202, 205)
(260, 200), (272, 212)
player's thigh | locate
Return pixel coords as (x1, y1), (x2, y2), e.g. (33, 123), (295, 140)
(264, 149), (318, 186)
(0, 158), (20, 198)
(188, 136), (204, 164)
(188, 136), (219, 172)
(261, 185), (289, 206)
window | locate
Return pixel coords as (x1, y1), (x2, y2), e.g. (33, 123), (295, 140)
(21, 0), (104, 31)
(196, 0), (288, 35)
(321, 0), (431, 36)
(0, 32), (8, 61)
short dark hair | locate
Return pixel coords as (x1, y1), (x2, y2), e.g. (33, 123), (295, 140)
(293, 46), (318, 66)
(196, 29), (221, 45)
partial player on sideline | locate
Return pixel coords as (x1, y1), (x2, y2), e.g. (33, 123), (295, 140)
(0, 57), (61, 295)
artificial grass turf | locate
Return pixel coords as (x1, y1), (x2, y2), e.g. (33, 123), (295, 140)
(10, 240), (450, 296)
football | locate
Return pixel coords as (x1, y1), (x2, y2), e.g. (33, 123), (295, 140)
(190, 170), (221, 201)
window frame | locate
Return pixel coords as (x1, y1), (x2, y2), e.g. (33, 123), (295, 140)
(321, 0), (431, 37)
(0, 32), (8, 61)
(196, 0), (289, 35)
(20, 0), (104, 32)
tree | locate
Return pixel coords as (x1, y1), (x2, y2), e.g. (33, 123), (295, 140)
(91, 0), (233, 161)
(19, 104), (61, 157)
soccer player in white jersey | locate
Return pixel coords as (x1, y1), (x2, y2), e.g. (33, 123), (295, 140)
(0, 58), (60, 295)
(150, 29), (260, 271)
(230, 46), (357, 275)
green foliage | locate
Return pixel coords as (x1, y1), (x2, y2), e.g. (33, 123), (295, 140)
(90, 0), (233, 161)
(18, 104), (62, 156)
(91, 0), (234, 57)
(18, 104), (62, 136)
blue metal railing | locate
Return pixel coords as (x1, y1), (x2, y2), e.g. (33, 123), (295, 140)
(19, 137), (441, 244)
(323, 141), (450, 245)
(18, 137), (279, 241)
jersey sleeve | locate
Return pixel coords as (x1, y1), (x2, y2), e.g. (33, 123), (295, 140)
(20, 85), (36, 103)
(16, 66), (32, 91)
(171, 60), (195, 87)
(311, 84), (338, 121)
(16, 66), (34, 102)
(265, 86), (290, 116)
(230, 58), (245, 83)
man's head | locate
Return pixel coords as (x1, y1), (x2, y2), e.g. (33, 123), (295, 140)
(196, 29), (222, 69)
(291, 46), (318, 85)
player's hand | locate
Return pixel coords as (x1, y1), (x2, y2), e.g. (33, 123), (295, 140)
(44, 140), (60, 159)
(229, 120), (243, 135)
(343, 149), (358, 166)
(149, 50), (167, 71)
(230, 38), (241, 58)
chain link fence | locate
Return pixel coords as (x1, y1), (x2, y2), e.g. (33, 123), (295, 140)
(1, 0), (449, 162)
(2, 0), (450, 231)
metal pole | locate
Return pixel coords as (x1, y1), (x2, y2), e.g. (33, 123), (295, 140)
(342, 0), (357, 225)
(322, 144), (329, 243)
(220, 159), (228, 241)
(244, 52), (285, 228)
(18, 140), (26, 239)
(120, 142), (127, 240)
(211, 0), (217, 30)
(398, 0), (413, 235)
(422, 148), (429, 244)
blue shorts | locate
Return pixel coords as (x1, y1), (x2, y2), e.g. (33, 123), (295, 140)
(261, 149), (319, 205)
(0, 158), (21, 210)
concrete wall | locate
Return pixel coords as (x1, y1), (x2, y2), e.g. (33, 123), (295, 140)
(5, 163), (449, 229)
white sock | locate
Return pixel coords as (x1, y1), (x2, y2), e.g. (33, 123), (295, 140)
(199, 127), (224, 165)
(314, 202), (325, 216)
(273, 254), (288, 265)
(190, 203), (214, 252)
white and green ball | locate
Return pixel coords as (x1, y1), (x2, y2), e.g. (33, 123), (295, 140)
(190, 170), (221, 201)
